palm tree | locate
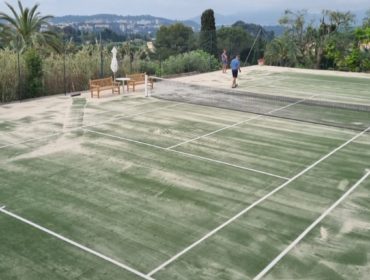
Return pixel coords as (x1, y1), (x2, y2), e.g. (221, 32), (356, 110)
(0, 1), (60, 52)
(264, 36), (299, 67)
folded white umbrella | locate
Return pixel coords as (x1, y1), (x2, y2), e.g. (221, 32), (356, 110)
(110, 47), (118, 80)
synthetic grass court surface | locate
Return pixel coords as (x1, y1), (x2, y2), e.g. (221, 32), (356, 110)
(176, 65), (370, 106)
(1, 70), (370, 280)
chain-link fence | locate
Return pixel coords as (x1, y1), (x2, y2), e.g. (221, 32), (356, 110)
(0, 29), (267, 103)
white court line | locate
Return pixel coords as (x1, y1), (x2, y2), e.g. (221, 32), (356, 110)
(0, 206), (154, 280)
(253, 170), (370, 280)
(0, 102), (180, 150)
(68, 98), (160, 123)
(0, 132), (62, 149)
(146, 125), (370, 277)
(85, 129), (289, 180)
(167, 94), (318, 150)
(0, 98), (159, 137)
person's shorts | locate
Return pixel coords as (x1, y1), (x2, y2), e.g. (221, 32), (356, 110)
(222, 60), (228, 65)
(232, 69), (238, 78)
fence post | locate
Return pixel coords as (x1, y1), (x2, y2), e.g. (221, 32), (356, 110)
(145, 74), (148, 97)
(100, 32), (104, 78)
(63, 41), (67, 96)
(17, 36), (21, 101)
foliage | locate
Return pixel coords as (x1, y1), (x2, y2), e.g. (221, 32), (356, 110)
(24, 48), (43, 98)
(264, 36), (299, 67)
(0, 1), (61, 52)
(217, 27), (253, 61)
(160, 50), (219, 76)
(232, 21), (275, 41)
(154, 23), (196, 60)
(363, 9), (370, 28)
(199, 9), (218, 57)
(0, 49), (23, 102)
(264, 9), (370, 72)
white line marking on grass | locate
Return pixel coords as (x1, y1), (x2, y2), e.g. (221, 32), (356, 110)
(146, 125), (370, 277)
(253, 170), (370, 280)
(85, 129), (169, 150)
(0, 207), (155, 280)
(0, 132), (62, 149)
(85, 129), (289, 180)
(69, 99), (160, 123)
(166, 95), (318, 150)
(80, 102), (180, 131)
(0, 102), (180, 150)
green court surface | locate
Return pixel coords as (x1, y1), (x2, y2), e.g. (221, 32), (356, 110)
(239, 68), (370, 106)
(1, 70), (370, 280)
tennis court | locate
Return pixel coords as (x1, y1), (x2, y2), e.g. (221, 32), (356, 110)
(1, 66), (370, 280)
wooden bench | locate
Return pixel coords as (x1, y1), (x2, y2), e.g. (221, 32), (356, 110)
(90, 77), (120, 98)
(126, 73), (153, 92)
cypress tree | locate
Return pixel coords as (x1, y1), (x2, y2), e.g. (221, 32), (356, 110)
(200, 9), (218, 57)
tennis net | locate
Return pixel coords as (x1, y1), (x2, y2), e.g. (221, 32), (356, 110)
(146, 76), (370, 131)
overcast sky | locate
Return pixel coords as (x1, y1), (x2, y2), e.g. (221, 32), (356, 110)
(0, 0), (369, 20)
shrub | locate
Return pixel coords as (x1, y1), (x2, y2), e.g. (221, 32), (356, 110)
(161, 50), (219, 76)
(24, 48), (43, 98)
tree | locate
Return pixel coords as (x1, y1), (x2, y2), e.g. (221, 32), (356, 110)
(0, 0), (60, 52)
(24, 48), (43, 98)
(278, 10), (308, 66)
(312, 10), (355, 68)
(269, 9), (356, 69)
(232, 21), (274, 41)
(154, 23), (195, 60)
(264, 36), (299, 67)
(230, 21), (274, 64)
(363, 9), (370, 28)
(217, 27), (253, 61)
(199, 9), (217, 57)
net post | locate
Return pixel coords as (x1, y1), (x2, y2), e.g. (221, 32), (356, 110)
(145, 75), (149, 97)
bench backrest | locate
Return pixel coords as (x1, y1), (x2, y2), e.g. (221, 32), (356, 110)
(90, 77), (113, 87)
(127, 73), (145, 82)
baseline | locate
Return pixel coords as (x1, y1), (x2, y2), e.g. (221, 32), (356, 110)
(0, 102), (180, 150)
(146, 125), (370, 277)
(0, 206), (154, 280)
(85, 129), (289, 180)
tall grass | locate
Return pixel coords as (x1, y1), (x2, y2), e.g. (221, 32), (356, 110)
(0, 47), (221, 103)
(0, 49), (24, 103)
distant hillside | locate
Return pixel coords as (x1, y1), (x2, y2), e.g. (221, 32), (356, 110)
(50, 14), (199, 31)
(190, 11), (283, 26)
(263, 25), (285, 37)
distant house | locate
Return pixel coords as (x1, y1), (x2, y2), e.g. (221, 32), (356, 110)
(95, 24), (110, 30)
(78, 24), (94, 32)
(40, 24), (49, 32)
(119, 24), (126, 32)
(360, 42), (370, 52)
(147, 41), (155, 53)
